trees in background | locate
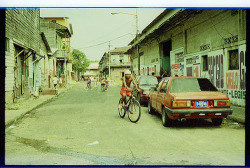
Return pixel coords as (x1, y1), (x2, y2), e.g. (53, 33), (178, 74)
(71, 49), (90, 81)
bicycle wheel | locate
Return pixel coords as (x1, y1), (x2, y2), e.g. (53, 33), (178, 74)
(128, 99), (141, 123)
(118, 98), (126, 118)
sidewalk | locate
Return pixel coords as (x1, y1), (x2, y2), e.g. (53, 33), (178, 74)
(228, 105), (245, 124)
(5, 83), (78, 128)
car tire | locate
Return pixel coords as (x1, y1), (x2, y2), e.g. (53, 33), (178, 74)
(148, 99), (154, 114)
(162, 107), (172, 127)
(211, 118), (223, 126)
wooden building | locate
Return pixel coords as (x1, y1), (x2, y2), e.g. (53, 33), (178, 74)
(5, 9), (43, 103)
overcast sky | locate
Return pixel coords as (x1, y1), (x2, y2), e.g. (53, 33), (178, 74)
(40, 8), (165, 61)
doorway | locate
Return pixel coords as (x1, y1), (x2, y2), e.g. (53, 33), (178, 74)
(14, 45), (26, 98)
(159, 40), (171, 75)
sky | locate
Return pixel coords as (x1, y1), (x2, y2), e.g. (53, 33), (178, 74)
(40, 8), (165, 61)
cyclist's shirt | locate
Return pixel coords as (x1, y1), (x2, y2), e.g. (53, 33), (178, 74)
(120, 76), (135, 96)
(122, 76), (133, 88)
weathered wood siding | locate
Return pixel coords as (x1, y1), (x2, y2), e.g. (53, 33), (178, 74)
(5, 9), (40, 103)
(5, 9), (40, 51)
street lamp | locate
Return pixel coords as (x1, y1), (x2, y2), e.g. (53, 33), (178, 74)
(111, 10), (140, 75)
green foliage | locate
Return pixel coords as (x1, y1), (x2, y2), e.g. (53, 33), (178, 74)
(71, 49), (90, 73)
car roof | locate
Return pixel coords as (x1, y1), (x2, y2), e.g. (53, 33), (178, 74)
(138, 75), (158, 77)
(163, 76), (207, 79)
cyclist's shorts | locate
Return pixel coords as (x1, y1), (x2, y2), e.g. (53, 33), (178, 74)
(120, 87), (132, 96)
(88, 82), (91, 85)
(101, 83), (105, 86)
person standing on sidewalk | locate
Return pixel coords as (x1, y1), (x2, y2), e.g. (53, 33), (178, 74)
(53, 75), (59, 90)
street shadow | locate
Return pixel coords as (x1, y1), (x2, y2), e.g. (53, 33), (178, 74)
(148, 112), (220, 129)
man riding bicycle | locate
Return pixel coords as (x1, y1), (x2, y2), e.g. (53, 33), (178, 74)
(119, 70), (140, 108)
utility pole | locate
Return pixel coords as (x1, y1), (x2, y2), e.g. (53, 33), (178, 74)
(136, 9), (140, 75)
(111, 10), (139, 75)
(108, 41), (111, 80)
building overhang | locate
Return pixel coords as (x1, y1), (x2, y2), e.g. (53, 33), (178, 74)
(40, 32), (52, 53)
(127, 9), (203, 52)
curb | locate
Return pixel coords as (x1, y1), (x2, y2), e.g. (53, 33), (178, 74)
(227, 115), (245, 124)
(5, 85), (76, 128)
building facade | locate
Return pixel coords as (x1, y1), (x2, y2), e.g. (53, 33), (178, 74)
(99, 47), (131, 83)
(40, 17), (73, 86)
(84, 62), (99, 79)
(5, 9), (43, 103)
(128, 9), (246, 106)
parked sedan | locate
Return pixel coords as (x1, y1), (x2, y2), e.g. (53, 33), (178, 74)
(148, 77), (233, 127)
(133, 75), (159, 105)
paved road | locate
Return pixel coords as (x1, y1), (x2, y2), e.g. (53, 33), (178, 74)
(5, 83), (245, 165)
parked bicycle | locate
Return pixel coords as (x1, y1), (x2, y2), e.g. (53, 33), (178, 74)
(118, 90), (141, 123)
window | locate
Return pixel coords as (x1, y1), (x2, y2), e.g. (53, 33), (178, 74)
(170, 78), (218, 93)
(5, 38), (10, 52)
(160, 79), (169, 93)
(229, 49), (239, 70)
(139, 76), (158, 86)
(202, 55), (208, 71)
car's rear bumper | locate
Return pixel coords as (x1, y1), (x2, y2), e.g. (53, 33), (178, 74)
(164, 106), (233, 119)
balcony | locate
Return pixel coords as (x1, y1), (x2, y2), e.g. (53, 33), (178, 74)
(54, 49), (70, 60)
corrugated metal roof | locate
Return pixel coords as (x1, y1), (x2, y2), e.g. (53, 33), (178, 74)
(109, 46), (131, 53)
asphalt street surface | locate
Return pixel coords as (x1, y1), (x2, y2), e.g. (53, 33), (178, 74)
(5, 82), (245, 165)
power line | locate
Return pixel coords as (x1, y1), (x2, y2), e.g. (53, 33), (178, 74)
(76, 33), (134, 49)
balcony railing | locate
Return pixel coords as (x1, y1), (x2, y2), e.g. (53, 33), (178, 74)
(54, 49), (70, 58)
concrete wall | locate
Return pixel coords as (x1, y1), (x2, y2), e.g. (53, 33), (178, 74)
(129, 9), (246, 106)
(110, 67), (130, 84)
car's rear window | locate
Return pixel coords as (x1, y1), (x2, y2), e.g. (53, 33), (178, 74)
(170, 78), (218, 93)
(140, 76), (158, 85)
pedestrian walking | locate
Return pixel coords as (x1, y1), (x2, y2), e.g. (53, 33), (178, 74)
(86, 77), (91, 89)
(53, 75), (59, 90)
(101, 77), (106, 92)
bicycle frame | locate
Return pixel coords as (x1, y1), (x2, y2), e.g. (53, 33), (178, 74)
(123, 95), (135, 111)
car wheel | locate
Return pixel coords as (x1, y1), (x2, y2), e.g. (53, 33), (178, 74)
(211, 118), (223, 126)
(148, 99), (154, 114)
(162, 107), (172, 127)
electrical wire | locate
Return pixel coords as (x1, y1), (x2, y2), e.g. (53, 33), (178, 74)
(75, 33), (134, 49)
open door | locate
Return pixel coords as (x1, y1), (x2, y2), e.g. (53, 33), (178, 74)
(159, 40), (171, 75)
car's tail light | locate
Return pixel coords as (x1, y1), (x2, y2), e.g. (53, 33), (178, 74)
(214, 100), (230, 107)
(172, 101), (191, 108)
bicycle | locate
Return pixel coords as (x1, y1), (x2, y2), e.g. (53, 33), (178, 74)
(84, 84), (91, 90)
(118, 89), (141, 123)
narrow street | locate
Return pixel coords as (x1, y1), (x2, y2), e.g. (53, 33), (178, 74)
(5, 83), (245, 165)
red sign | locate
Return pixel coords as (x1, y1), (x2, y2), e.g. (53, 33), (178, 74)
(171, 64), (180, 69)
